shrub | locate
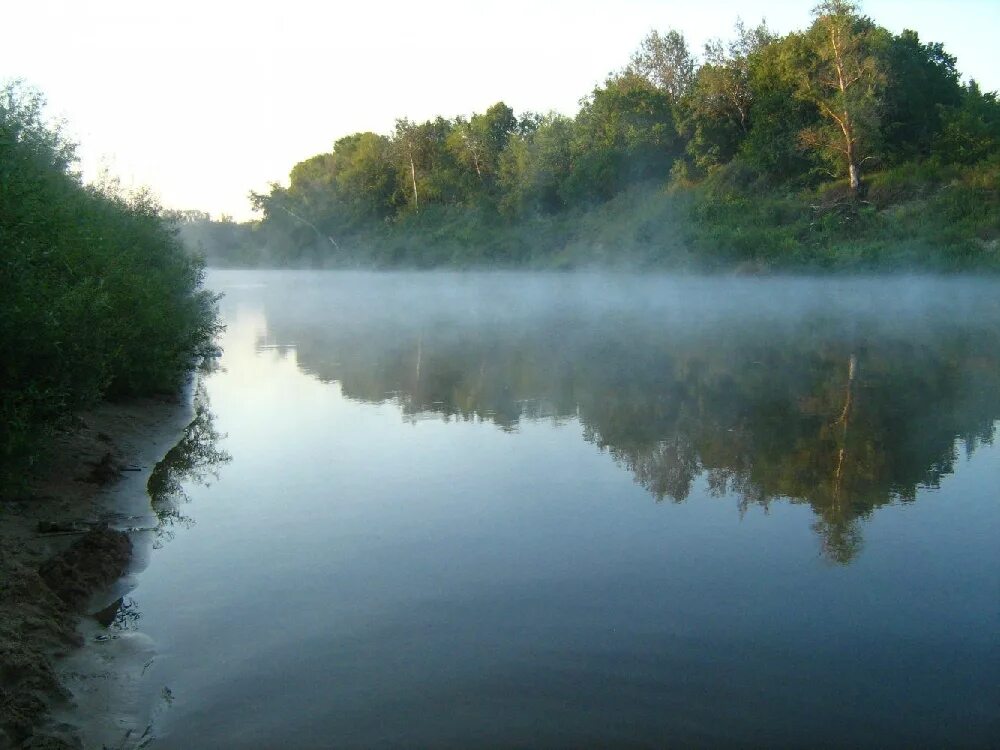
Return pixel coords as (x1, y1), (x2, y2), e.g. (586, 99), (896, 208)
(0, 82), (221, 487)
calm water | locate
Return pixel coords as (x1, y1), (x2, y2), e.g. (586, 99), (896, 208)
(119, 271), (1000, 747)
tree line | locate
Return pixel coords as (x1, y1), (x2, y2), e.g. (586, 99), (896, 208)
(193, 1), (1000, 268)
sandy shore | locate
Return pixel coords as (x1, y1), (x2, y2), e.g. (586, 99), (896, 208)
(0, 388), (195, 749)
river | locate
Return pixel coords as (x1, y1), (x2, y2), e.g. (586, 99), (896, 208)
(87, 271), (1000, 747)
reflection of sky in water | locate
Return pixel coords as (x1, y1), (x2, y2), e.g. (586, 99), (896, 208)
(126, 271), (999, 748)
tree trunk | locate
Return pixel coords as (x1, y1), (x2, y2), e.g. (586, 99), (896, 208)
(415, 334), (422, 383)
(276, 204), (337, 251)
(833, 353), (857, 507)
(831, 25), (862, 195)
(409, 153), (419, 212)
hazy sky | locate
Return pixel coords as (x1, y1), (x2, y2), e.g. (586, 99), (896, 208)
(4, 0), (997, 219)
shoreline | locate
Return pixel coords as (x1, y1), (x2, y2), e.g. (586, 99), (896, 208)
(187, 164), (1000, 274)
(0, 385), (196, 748)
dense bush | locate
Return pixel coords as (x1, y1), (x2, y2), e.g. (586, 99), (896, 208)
(0, 82), (221, 485)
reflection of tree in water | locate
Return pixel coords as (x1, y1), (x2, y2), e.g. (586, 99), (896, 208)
(587, 330), (1000, 563)
(147, 382), (231, 548)
(261, 296), (1000, 564)
(94, 595), (142, 631)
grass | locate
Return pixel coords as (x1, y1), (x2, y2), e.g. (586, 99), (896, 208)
(677, 159), (1000, 271)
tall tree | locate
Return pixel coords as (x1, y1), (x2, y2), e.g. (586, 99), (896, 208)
(935, 80), (1000, 165)
(681, 19), (777, 175)
(392, 117), (464, 211)
(702, 20), (776, 134)
(497, 113), (574, 216)
(881, 30), (961, 161)
(628, 29), (695, 100)
(393, 118), (423, 211)
(796, 1), (887, 193)
(737, 34), (819, 181)
(447, 102), (517, 190)
(330, 132), (397, 223)
(567, 73), (678, 203)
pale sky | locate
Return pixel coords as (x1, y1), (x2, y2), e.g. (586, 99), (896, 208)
(3, 0), (997, 219)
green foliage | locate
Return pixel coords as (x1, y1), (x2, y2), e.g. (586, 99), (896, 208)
(683, 160), (1000, 271)
(737, 36), (819, 182)
(564, 73), (679, 204)
(626, 28), (695, 99)
(794, 2), (890, 190)
(678, 20), (777, 176)
(0, 81), (221, 486)
(446, 102), (517, 198)
(881, 30), (962, 161)
(934, 81), (1000, 166)
(498, 114), (574, 216)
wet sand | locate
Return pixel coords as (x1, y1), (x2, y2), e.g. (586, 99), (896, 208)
(0, 390), (193, 748)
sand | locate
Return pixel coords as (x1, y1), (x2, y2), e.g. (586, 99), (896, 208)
(0, 390), (194, 749)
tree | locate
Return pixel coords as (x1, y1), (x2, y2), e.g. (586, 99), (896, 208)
(680, 19), (777, 175)
(497, 113), (574, 216)
(393, 118), (424, 211)
(796, 1), (887, 193)
(446, 102), (517, 195)
(881, 30), (961, 161)
(737, 34), (820, 181)
(330, 132), (397, 223)
(934, 80), (1000, 165)
(565, 73), (678, 203)
(628, 29), (695, 100)
(391, 117), (464, 212)
(703, 20), (776, 134)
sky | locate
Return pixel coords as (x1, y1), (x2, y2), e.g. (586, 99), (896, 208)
(3, 0), (998, 219)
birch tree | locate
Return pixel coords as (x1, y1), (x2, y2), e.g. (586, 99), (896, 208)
(798, 1), (886, 194)
(393, 118), (422, 211)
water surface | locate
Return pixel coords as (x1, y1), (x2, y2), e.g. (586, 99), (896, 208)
(124, 272), (1000, 747)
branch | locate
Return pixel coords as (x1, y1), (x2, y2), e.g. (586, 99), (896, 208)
(816, 100), (847, 131)
(275, 204), (339, 251)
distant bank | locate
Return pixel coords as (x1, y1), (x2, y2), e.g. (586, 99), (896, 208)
(180, 165), (999, 273)
(178, 2), (999, 273)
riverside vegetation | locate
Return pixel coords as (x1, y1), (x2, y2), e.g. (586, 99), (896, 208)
(181, 1), (1000, 271)
(0, 81), (221, 489)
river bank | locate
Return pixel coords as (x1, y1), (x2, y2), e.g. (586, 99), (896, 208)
(184, 163), (1000, 273)
(0, 389), (195, 748)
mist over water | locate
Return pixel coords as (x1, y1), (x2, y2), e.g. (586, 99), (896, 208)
(249, 271), (1000, 559)
(120, 271), (999, 747)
